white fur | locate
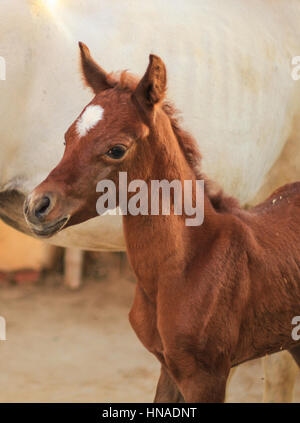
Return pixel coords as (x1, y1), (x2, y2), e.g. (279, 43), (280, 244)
(76, 105), (103, 137)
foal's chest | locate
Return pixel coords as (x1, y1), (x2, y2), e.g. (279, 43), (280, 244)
(129, 284), (164, 358)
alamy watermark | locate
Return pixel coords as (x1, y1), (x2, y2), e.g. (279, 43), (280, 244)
(292, 316), (300, 341)
(0, 56), (6, 81)
(0, 316), (6, 341)
(96, 172), (204, 226)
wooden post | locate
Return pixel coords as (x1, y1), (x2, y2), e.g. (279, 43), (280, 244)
(64, 248), (83, 290)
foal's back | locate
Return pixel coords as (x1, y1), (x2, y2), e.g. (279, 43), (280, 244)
(250, 182), (300, 240)
(239, 181), (300, 280)
(247, 181), (300, 289)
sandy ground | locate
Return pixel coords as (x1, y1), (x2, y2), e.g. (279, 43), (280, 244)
(0, 255), (300, 403)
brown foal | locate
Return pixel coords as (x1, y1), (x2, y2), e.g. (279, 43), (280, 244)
(24, 43), (300, 402)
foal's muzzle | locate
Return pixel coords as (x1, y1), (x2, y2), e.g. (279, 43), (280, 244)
(24, 192), (69, 238)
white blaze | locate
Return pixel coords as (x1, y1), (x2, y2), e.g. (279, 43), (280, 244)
(76, 105), (104, 137)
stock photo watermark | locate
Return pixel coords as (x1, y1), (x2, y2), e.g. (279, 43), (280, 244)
(96, 172), (205, 226)
(292, 316), (300, 341)
(0, 56), (6, 81)
(0, 316), (6, 341)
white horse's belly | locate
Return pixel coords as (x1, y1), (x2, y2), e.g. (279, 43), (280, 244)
(49, 215), (125, 251)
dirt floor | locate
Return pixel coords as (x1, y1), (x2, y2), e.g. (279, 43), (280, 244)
(0, 253), (300, 403)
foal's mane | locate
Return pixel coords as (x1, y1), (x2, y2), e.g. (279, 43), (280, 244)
(110, 70), (240, 213)
(162, 101), (240, 213)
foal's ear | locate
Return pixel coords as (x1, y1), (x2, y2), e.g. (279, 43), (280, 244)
(133, 54), (167, 112)
(78, 42), (112, 94)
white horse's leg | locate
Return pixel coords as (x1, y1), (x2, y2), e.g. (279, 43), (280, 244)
(263, 352), (299, 403)
(64, 248), (83, 290)
(224, 367), (237, 403)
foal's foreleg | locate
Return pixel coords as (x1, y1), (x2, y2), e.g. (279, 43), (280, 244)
(155, 362), (232, 403)
(154, 366), (185, 403)
(162, 350), (230, 402)
(175, 368), (229, 403)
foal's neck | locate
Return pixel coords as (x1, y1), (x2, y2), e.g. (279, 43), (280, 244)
(122, 113), (219, 297)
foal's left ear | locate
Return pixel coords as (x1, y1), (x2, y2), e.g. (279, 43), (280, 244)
(79, 42), (112, 94)
(133, 54), (167, 112)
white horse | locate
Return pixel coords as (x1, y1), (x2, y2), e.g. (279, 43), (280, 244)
(1, 0), (300, 401)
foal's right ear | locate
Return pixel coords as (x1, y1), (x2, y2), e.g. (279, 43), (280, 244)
(78, 42), (112, 94)
(133, 54), (167, 114)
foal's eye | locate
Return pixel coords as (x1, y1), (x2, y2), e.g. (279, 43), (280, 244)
(106, 145), (127, 159)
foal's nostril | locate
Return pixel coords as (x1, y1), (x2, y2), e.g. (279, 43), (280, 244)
(34, 196), (51, 219)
